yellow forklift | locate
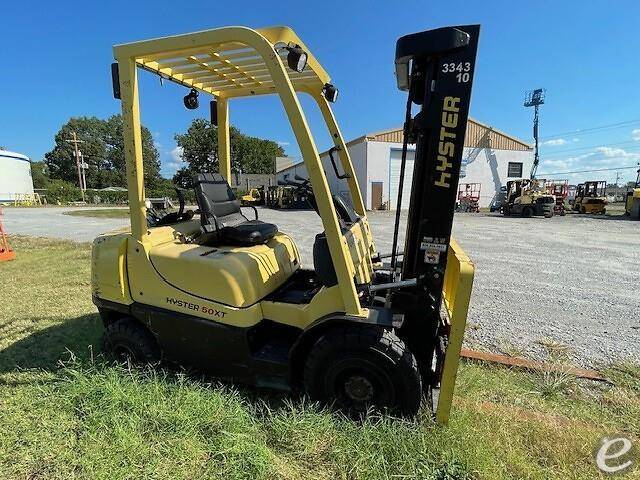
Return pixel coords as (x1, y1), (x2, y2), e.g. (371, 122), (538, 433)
(573, 181), (607, 214)
(502, 179), (555, 217)
(240, 186), (265, 206)
(625, 168), (640, 219)
(93, 25), (479, 420)
(266, 183), (310, 209)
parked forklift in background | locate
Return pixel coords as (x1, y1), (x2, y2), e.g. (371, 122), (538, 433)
(265, 184), (309, 209)
(457, 183), (480, 212)
(546, 179), (568, 216)
(502, 179), (554, 217)
(240, 186), (265, 206)
(625, 168), (640, 219)
(573, 181), (607, 215)
(93, 24), (480, 420)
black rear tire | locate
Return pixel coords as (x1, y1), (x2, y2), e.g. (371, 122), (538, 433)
(303, 326), (422, 417)
(102, 318), (160, 364)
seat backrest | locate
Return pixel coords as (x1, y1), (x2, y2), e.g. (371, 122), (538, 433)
(193, 173), (247, 233)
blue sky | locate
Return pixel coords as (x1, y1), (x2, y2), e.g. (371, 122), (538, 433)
(2, 0), (640, 185)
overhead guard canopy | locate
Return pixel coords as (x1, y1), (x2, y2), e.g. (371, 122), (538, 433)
(113, 26), (330, 98)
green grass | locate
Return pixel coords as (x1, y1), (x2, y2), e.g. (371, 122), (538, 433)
(63, 208), (129, 218)
(0, 236), (638, 479)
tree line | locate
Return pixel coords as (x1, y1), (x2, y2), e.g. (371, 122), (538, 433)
(34, 116), (284, 203)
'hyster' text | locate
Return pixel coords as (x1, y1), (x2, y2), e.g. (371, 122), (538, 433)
(166, 297), (226, 318)
(435, 96), (461, 188)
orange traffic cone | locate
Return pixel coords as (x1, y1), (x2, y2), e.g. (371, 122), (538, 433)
(0, 207), (15, 262)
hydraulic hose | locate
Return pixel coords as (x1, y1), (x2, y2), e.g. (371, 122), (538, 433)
(389, 84), (415, 279)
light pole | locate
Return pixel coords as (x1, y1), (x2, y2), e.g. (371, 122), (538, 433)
(524, 89), (546, 179)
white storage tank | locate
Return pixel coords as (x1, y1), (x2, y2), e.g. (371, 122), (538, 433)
(0, 150), (34, 202)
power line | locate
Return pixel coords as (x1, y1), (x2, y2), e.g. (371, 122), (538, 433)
(542, 141), (640, 159)
(540, 118), (640, 140)
(538, 165), (638, 176)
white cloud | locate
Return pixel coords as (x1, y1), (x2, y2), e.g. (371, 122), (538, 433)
(276, 140), (290, 147)
(170, 146), (184, 163)
(632, 129), (640, 141)
(595, 146), (640, 159)
(572, 138), (580, 142)
(540, 146), (640, 173)
(543, 138), (567, 146)
(540, 159), (572, 171)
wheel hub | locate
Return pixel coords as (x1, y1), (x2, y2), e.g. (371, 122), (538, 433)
(344, 375), (374, 402)
(114, 344), (135, 359)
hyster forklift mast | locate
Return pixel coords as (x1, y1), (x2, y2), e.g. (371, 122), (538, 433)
(390, 25), (479, 396)
(94, 24), (479, 422)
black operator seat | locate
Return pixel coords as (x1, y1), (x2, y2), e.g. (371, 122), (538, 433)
(193, 173), (278, 246)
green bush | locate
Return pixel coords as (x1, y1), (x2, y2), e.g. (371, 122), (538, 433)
(147, 183), (177, 200)
(146, 179), (196, 205)
(45, 179), (82, 204)
(86, 189), (129, 204)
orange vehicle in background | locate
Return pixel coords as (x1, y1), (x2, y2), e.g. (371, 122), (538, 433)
(546, 179), (568, 216)
(457, 183), (481, 212)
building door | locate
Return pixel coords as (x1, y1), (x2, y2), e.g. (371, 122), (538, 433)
(371, 182), (383, 210)
(389, 149), (416, 210)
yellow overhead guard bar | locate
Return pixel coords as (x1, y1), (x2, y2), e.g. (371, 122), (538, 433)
(113, 26), (330, 99)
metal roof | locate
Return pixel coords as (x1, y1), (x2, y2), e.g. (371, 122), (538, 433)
(356, 118), (532, 151)
(323, 118), (532, 154)
(114, 26), (330, 98)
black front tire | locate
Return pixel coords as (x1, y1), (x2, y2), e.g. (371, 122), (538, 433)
(102, 318), (160, 364)
(522, 207), (534, 218)
(303, 326), (422, 417)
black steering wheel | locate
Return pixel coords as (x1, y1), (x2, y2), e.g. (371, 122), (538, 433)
(278, 176), (358, 225)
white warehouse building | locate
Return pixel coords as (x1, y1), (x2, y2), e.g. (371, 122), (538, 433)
(0, 150), (34, 203)
(276, 119), (533, 210)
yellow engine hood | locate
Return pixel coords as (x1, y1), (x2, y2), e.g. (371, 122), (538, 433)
(149, 233), (299, 308)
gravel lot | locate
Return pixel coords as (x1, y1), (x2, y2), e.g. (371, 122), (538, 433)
(4, 206), (639, 367)
(3, 206), (129, 241)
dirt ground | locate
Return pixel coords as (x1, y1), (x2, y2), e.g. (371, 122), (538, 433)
(4, 206), (639, 367)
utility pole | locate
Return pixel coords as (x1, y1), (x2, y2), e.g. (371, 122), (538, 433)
(524, 88), (545, 179)
(65, 131), (86, 202)
(79, 151), (87, 192)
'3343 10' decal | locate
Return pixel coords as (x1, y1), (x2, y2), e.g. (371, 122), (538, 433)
(441, 62), (472, 83)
